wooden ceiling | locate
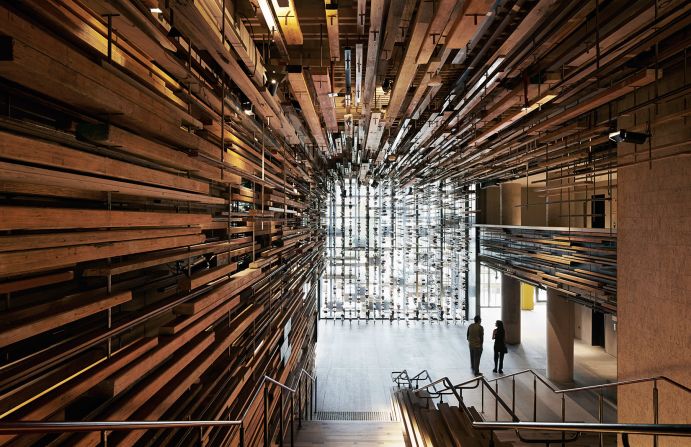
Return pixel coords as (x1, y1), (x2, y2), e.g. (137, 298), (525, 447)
(27, 0), (686, 185)
(230, 0), (688, 187)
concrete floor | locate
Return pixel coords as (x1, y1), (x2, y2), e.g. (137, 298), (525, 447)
(315, 302), (617, 423)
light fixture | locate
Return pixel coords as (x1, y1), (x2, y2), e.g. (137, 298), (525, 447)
(608, 130), (649, 144)
(387, 153), (397, 162)
(327, 92), (340, 98)
(242, 101), (253, 115)
(257, 0), (278, 36)
(265, 76), (280, 96)
(521, 94), (557, 114)
(150, 7), (163, 14)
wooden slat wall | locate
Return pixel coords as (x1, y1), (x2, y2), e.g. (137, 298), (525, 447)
(477, 225), (617, 312)
(0, 2), (324, 446)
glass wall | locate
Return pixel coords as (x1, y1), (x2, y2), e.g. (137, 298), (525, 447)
(322, 176), (471, 322)
(479, 265), (502, 307)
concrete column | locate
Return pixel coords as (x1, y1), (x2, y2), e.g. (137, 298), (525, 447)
(500, 183), (521, 225)
(546, 289), (574, 383)
(501, 274), (521, 344)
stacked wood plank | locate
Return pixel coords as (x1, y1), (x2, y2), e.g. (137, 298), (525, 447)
(0, 2), (325, 446)
(477, 225), (617, 311)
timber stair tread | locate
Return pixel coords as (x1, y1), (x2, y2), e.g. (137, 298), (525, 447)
(294, 421), (406, 446)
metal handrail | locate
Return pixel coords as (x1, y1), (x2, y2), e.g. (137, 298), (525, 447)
(485, 369), (557, 392)
(473, 422), (691, 436)
(0, 368), (317, 447)
(423, 370), (691, 447)
(555, 375), (691, 395)
(391, 369), (434, 390)
(391, 369), (411, 387)
(0, 420), (243, 433)
(412, 375), (520, 422)
(408, 372), (691, 447)
(409, 370), (433, 389)
(473, 421), (691, 446)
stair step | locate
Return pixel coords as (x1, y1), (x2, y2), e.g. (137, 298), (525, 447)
(293, 421), (406, 446)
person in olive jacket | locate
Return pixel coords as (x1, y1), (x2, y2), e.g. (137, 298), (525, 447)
(492, 320), (508, 373)
(467, 315), (484, 376)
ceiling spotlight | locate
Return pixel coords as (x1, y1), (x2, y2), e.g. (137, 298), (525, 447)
(265, 78), (279, 96)
(608, 129), (649, 144)
(387, 153), (397, 162)
(328, 92), (341, 98)
(150, 7), (163, 13)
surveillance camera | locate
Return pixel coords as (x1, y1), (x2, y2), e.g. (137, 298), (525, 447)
(608, 129), (649, 144)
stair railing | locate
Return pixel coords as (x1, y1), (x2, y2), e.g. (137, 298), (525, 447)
(0, 368), (317, 447)
(485, 370), (691, 447)
(472, 421), (691, 447)
(391, 369), (411, 388)
(391, 369), (435, 390)
(413, 375), (521, 423)
(409, 370), (434, 389)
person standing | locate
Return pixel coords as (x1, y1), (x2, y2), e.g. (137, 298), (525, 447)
(467, 315), (484, 376)
(492, 320), (508, 373)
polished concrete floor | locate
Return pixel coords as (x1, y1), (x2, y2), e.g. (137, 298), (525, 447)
(314, 302), (617, 423)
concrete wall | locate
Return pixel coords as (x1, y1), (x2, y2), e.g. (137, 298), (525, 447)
(521, 187), (546, 226)
(479, 186), (500, 225)
(500, 183), (522, 225)
(604, 314), (617, 358)
(616, 65), (691, 445)
(573, 303), (593, 345)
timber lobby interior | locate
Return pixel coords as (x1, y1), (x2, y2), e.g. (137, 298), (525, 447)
(0, 0), (689, 446)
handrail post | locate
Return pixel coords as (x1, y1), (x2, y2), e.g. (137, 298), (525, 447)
(512, 376), (516, 416)
(315, 377), (318, 415)
(309, 379), (313, 420)
(240, 423), (245, 447)
(279, 388), (285, 447)
(598, 389), (604, 447)
(495, 380), (499, 420)
(290, 394), (295, 446)
(264, 383), (269, 447)
(561, 394), (566, 447)
(481, 382), (485, 413)
(533, 375), (537, 422)
(101, 429), (107, 447)
(298, 377), (303, 429)
(653, 379), (659, 447)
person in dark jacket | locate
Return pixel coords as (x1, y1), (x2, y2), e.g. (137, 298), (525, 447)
(492, 320), (508, 373)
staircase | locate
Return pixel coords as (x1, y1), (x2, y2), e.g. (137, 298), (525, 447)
(394, 388), (506, 447)
(291, 371), (690, 447)
(293, 421), (406, 446)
